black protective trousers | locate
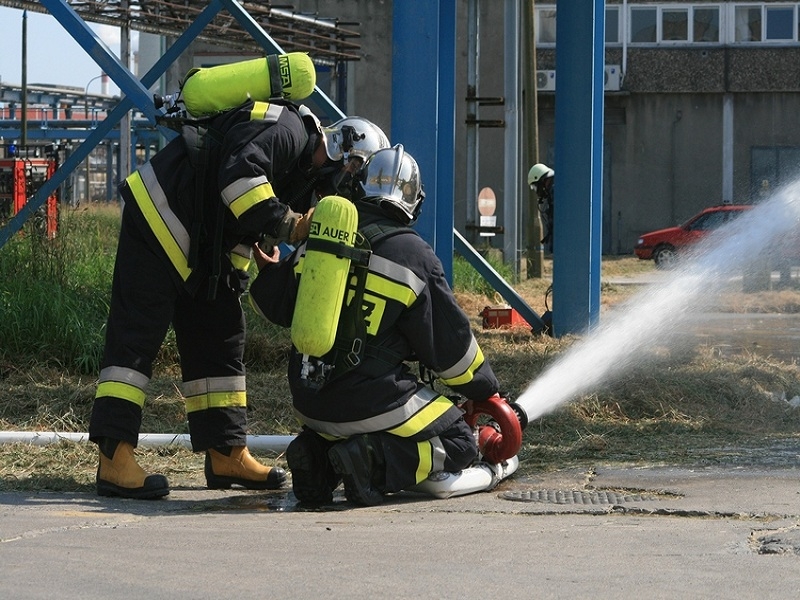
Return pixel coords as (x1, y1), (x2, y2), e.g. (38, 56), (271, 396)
(89, 205), (248, 451)
(376, 418), (478, 492)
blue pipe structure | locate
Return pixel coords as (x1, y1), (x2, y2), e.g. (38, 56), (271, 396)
(552, 0), (605, 335)
(0, 0), (222, 248)
(2, 0), (549, 336)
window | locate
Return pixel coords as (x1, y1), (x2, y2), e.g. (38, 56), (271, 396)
(536, 5), (622, 45)
(606, 6), (620, 44)
(631, 7), (657, 43)
(629, 5), (722, 45)
(736, 4), (798, 43)
(533, 4), (797, 47)
(663, 9), (689, 41)
(736, 6), (762, 41)
(694, 8), (720, 42)
(766, 6), (795, 40)
(537, 9), (557, 45)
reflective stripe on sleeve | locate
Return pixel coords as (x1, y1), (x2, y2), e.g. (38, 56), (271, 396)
(128, 165), (192, 280)
(437, 335), (485, 387)
(221, 176), (276, 219)
(230, 243), (252, 271)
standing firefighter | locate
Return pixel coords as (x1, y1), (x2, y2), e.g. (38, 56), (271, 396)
(89, 91), (389, 498)
(528, 162), (555, 250)
(250, 145), (514, 506)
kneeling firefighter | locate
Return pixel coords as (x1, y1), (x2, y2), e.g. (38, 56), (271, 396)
(88, 49), (390, 499)
(250, 145), (521, 506)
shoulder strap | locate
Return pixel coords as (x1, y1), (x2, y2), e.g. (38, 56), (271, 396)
(359, 222), (416, 247)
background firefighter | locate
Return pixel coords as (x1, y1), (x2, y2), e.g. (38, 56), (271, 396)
(528, 162), (555, 251)
(249, 145), (504, 506)
(89, 97), (389, 499)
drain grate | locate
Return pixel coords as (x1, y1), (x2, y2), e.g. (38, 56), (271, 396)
(501, 489), (663, 505)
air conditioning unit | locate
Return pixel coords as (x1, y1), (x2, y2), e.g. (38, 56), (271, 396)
(604, 65), (621, 91)
(536, 70), (556, 91)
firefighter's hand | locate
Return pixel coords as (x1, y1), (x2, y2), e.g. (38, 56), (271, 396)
(289, 207), (316, 244)
(252, 242), (280, 271)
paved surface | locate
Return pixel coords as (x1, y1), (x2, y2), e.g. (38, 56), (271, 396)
(2, 460), (799, 599)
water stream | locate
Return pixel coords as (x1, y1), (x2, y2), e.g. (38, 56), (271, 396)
(516, 182), (800, 422)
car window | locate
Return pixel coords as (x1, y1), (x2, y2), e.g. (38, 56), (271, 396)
(688, 211), (727, 231)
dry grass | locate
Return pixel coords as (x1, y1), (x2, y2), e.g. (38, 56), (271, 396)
(3, 255), (800, 490)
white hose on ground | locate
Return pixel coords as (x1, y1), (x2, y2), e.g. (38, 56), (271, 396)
(0, 432), (295, 453)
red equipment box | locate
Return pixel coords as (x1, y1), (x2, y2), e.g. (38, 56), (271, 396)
(480, 305), (526, 329)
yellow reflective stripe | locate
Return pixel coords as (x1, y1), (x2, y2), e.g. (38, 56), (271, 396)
(386, 395), (454, 438)
(185, 390), (247, 413)
(223, 180), (276, 218)
(128, 169), (192, 281)
(295, 387), (442, 438)
(247, 293), (265, 319)
(415, 441), (433, 484)
(230, 247), (251, 271)
(366, 272), (417, 307)
(369, 255), (426, 296)
(250, 101), (284, 122)
(440, 345), (485, 387)
(96, 381), (146, 408)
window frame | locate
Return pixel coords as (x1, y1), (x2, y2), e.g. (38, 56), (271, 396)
(531, 3), (798, 47)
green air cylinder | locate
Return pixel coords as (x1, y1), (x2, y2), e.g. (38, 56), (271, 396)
(291, 195), (359, 358)
(181, 52), (316, 117)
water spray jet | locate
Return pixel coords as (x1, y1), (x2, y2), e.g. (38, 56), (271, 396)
(514, 183), (800, 425)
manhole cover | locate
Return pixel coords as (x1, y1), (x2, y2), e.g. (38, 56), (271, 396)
(501, 489), (663, 505)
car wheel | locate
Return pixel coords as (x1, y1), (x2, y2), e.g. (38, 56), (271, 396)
(653, 245), (678, 270)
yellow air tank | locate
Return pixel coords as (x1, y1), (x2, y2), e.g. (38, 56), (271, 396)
(291, 195), (359, 358)
(181, 52), (316, 117)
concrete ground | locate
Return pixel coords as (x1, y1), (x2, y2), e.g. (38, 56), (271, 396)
(2, 459), (799, 599)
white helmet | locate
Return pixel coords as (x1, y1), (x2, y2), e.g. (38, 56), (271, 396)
(527, 163), (554, 189)
(323, 116), (390, 163)
(355, 144), (423, 224)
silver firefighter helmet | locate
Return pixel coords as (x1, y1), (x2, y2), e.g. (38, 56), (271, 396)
(356, 144), (423, 225)
(323, 116), (390, 163)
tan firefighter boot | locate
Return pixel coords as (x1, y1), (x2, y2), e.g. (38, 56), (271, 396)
(96, 438), (170, 499)
(205, 446), (287, 490)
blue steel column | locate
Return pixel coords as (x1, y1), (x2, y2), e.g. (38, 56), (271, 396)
(552, 0), (604, 335)
(391, 2), (443, 258)
(435, 1), (456, 280)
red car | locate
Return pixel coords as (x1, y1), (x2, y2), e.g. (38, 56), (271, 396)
(634, 204), (753, 269)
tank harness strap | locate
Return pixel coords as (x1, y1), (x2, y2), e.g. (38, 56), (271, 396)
(305, 236), (372, 265)
(179, 121), (226, 300)
(326, 223), (414, 379)
(266, 54), (284, 99)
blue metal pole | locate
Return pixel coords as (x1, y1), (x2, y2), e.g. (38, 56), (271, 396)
(436, 0), (456, 283)
(552, 0), (604, 335)
(40, 0), (159, 122)
(0, 1), (223, 249)
(391, 1), (440, 251)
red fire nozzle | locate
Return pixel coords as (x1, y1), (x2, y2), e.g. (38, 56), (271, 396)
(463, 394), (524, 464)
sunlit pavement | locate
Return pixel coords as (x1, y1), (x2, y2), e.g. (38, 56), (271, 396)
(2, 456), (799, 599)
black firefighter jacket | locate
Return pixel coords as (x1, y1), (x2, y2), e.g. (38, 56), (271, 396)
(120, 99), (319, 292)
(249, 204), (501, 442)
